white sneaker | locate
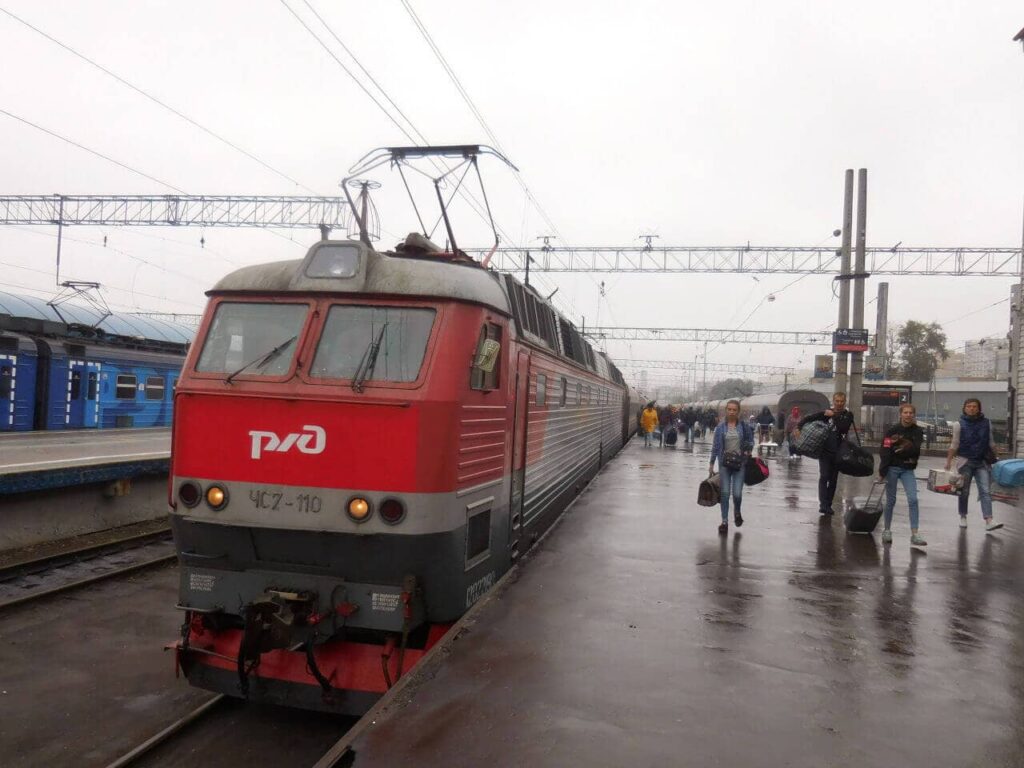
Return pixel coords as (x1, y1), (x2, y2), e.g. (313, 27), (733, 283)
(959, 517), (968, 529)
(985, 520), (1004, 532)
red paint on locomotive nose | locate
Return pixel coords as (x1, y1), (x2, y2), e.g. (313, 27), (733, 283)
(172, 394), (456, 492)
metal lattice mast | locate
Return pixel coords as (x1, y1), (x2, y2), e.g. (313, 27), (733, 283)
(588, 327), (833, 345)
(474, 245), (1023, 276)
(614, 359), (796, 375)
(0, 195), (349, 228)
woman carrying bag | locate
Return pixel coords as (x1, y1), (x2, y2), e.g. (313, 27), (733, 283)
(709, 399), (754, 535)
(879, 403), (926, 547)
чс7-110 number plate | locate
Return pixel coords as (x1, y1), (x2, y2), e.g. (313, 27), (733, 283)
(249, 489), (323, 513)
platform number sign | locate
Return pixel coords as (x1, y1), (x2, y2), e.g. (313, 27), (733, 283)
(832, 329), (870, 353)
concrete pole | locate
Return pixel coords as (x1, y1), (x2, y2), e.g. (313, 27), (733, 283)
(875, 282), (889, 377)
(849, 168), (868, 421)
(835, 170), (854, 395)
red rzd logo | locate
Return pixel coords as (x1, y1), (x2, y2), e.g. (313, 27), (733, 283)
(248, 425), (326, 460)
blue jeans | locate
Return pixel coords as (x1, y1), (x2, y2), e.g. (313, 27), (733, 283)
(884, 466), (919, 530)
(958, 460), (993, 519)
(719, 466), (744, 522)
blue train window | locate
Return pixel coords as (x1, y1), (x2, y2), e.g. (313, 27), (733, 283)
(0, 367), (11, 399)
(87, 373), (98, 401)
(145, 376), (165, 401)
(70, 371), (82, 400)
(116, 374), (137, 400)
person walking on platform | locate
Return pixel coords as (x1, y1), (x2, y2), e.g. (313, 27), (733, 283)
(709, 399), (754, 535)
(879, 403), (926, 547)
(641, 402), (658, 448)
(784, 406), (802, 459)
(797, 392), (854, 515)
(946, 398), (1004, 531)
(756, 406), (774, 444)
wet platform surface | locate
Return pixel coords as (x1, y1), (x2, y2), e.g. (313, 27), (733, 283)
(347, 438), (1024, 767)
(0, 428), (170, 472)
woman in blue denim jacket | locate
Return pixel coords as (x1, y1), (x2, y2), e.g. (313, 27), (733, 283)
(709, 399), (755, 535)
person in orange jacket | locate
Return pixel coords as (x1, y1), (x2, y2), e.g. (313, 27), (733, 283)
(640, 402), (659, 447)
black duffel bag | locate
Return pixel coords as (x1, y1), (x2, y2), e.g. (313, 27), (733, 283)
(836, 425), (874, 477)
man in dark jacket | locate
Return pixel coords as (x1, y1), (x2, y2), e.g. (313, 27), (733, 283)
(879, 403), (925, 546)
(798, 392), (855, 515)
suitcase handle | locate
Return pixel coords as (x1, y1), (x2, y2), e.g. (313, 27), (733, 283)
(864, 479), (886, 509)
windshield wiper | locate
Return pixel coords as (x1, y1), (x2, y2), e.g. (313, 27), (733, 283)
(225, 335), (297, 384)
(351, 323), (388, 393)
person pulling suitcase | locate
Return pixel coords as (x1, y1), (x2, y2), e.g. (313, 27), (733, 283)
(878, 403), (926, 547)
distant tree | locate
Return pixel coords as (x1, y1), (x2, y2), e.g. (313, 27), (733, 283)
(708, 378), (756, 399)
(894, 320), (949, 381)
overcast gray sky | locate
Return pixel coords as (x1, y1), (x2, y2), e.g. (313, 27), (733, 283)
(1, 1), (1022, 382)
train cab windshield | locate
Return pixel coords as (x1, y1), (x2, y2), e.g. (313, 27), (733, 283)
(195, 302), (307, 376)
(310, 305), (435, 383)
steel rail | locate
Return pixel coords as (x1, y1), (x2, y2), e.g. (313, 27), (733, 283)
(0, 551), (177, 611)
(101, 695), (227, 768)
(0, 528), (171, 582)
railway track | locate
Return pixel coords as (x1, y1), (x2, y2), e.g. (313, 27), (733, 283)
(102, 695), (227, 768)
(0, 528), (176, 610)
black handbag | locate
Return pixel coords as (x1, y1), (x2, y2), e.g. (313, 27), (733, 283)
(722, 451), (743, 470)
(836, 424), (874, 477)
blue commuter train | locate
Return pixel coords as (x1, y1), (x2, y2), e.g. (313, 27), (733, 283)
(0, 291), (192, 432)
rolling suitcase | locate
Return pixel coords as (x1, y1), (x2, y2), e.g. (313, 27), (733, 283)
(664, 427), (678, 446)
(844, 481), (885, 534)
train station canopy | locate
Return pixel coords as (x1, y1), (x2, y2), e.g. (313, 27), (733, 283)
(0, 289), (195, 349)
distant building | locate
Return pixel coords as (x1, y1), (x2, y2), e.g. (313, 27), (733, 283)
(964, 338), (1010, 379)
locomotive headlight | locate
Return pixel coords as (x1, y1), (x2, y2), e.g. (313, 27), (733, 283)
(205, 485), (228, 510)
(178, 481), (201, 508)
(347, 497), (371, 522)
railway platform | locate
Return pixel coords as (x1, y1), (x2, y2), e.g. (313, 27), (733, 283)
(0, 428), (172, 551)
(0, 427), (170, 494)
(335, 438), (1024, 768)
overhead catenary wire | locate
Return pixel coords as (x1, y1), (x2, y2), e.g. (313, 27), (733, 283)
(278, 2), (521, 246)
(398, 0), (588, 318)
(0, 5), (316, 193)
(281, 0), (580, 321)
(0, 107), (185, 192)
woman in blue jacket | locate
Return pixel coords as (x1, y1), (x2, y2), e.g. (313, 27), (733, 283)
(709, 399), (755, 535)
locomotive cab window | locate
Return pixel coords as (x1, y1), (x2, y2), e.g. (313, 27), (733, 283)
(115, 374), (137, 400)
(536, 374), (546, 406)
(470, 323), (502, 391)
(196, 302), (308, 376)
(145, 376), (166, 400)
(559, 377), (567, 407)
(311, 305), (435, 383)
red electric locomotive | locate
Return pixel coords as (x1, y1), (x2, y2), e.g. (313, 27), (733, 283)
(169, 146), (641, 713)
